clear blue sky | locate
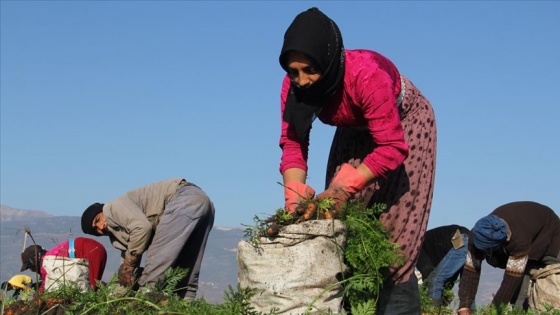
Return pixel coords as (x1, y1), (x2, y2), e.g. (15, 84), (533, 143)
(1, 1), (559, 230)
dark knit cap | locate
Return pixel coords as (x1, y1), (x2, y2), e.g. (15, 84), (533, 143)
(472, 214), (508, 251)
(81, 203), (104, 236)
(20, 245), (46, 272)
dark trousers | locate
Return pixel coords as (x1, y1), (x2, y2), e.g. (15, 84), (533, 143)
(377, 272), (421, 315)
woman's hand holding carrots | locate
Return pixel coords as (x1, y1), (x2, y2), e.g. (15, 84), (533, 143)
(316, 164), (368, 211)
(284, 182), (315, 213)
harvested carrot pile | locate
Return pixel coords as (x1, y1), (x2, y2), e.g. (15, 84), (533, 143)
(257, 198), (343, 237)
(3, 297), (70, 315)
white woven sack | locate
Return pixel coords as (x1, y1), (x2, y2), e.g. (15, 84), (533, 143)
(529, 263), (560, 311)
(238, 219), (347, 315)
(42, 256), (91, 292)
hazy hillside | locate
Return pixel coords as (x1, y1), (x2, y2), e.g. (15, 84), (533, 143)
(0, 205), (52, 221)
(0, 205), (503, 306)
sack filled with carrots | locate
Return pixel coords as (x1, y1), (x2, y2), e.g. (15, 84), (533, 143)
(239, 198), (404, 314)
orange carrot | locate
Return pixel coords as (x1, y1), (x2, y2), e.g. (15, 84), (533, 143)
(266, 223), (280, 236)
(296, 202), (317, 223)
(295, 202), (308, 215)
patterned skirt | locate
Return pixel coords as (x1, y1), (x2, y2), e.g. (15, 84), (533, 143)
(325, 76), (437, 284)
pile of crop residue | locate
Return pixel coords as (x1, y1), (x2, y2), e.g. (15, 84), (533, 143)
(3, 297), (70, 315)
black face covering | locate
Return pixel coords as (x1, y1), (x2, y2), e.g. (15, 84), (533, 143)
(279, 7), (345, 141)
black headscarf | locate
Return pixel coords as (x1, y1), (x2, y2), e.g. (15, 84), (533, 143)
(279, 7), (345, 141)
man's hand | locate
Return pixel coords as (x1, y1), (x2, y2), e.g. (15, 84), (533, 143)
(117, 259), (137, 287)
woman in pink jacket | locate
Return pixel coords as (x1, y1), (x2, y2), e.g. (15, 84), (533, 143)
(279, 7), (436, 314)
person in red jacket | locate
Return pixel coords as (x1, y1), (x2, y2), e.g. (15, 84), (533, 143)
(20, 237), (107, 291)
(278, 7), (436, 314)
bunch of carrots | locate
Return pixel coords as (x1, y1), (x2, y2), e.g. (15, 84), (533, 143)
(3, 297), (68, 315)
(263, 197), (341, 237)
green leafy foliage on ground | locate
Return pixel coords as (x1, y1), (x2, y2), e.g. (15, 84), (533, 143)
(418, 282), (456, 315)
(3, 279), (559, 315)
(1, 268), (279, 315)
(472, 306), (560, 315)
(4, 213), (559, 315)
(339, 201), (404, 314)
(418, 281), (560, 315)
(3, 278), (559, 315)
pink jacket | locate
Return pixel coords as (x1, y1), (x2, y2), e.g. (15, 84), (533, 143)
(279, 49), (409, 178)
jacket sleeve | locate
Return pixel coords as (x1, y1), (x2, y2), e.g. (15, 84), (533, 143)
(458, 247), (482, 308)
(105, 196), (152, 260)
(491, 254), (528, 306)
(279, 75), (309, 174)
(357, 69), (408, 178)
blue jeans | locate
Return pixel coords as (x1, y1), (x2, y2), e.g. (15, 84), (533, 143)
(426, 234), (468, 301)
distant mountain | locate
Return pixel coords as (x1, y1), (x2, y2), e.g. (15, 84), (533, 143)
(0, 205), (503, 307)
(0, 205), (52, 221)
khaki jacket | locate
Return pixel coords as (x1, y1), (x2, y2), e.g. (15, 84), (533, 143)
(103, 178), (186, 260)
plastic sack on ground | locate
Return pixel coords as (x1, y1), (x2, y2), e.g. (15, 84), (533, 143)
(528, 263), (560, 311)
(42, 256), (91, 292)
(238, 219), (347, 315)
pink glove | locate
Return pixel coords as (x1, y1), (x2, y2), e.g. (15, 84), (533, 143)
(316, 164), (368, 211)
(284, 182), (315, 214)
